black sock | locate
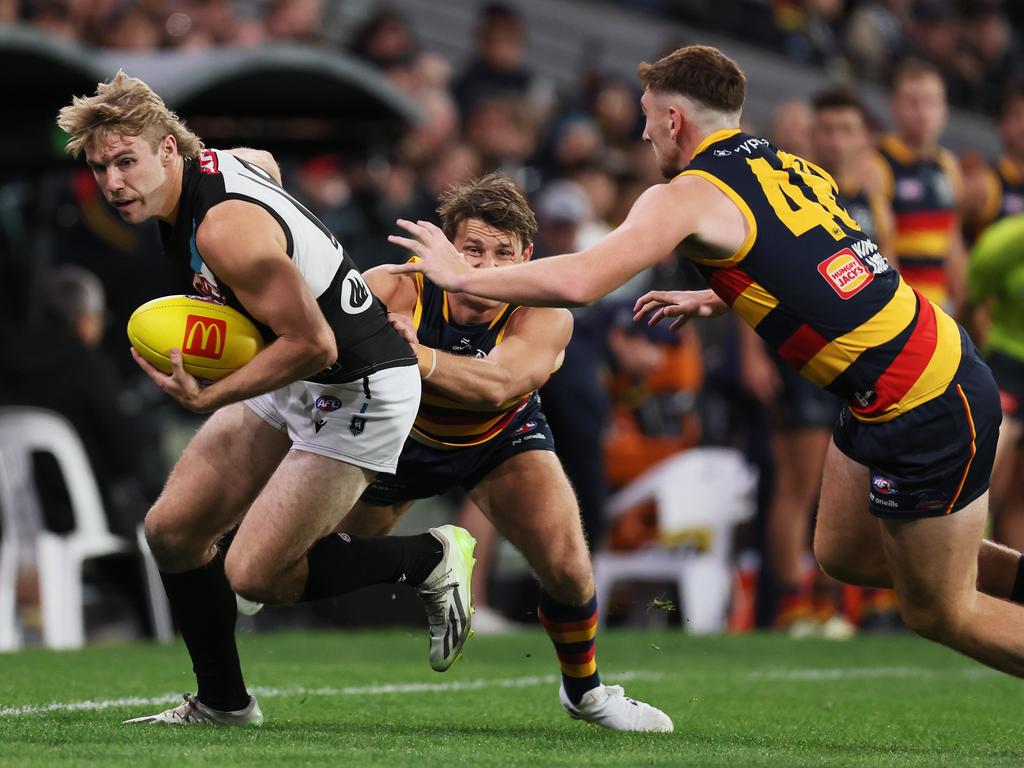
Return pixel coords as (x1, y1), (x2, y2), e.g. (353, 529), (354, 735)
(159, 548), (249, 712)
(1011, 554), (1024, 604)
(300, 532), (442, 602)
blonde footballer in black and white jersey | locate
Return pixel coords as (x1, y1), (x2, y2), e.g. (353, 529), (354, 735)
(58, 71), (477, 726)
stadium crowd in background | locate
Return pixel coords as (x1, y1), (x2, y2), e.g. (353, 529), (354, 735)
(3, 0), (1024, 641)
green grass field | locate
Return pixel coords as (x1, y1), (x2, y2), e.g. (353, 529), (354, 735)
(0, 628), (1020, 767)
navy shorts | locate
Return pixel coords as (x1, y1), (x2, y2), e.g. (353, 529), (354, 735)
(987, 350), (1024, 423)
(832, 335), (1001, 518)
(360, 400), (556, 506)
(769, 350), (842, 430)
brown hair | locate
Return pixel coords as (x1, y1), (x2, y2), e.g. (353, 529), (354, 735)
(637, 45), (746, 113)
(889, 58), (944, 93)
(437, 172), (538, 249)
(57, 70), (202, 159)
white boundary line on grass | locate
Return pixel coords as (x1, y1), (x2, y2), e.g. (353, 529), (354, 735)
(0, 670), (659, 718)
(747, 666), (998, 681)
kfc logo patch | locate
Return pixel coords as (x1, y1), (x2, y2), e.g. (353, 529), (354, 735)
(817, 248), (874, 299)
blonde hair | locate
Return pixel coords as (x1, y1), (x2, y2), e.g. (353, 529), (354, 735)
(57, 70), (203, 159)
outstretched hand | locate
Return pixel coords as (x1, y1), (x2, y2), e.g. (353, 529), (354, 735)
(386, 219), (472, 291)
(632, 289), (728, 331)
(131, 347), (213, 413)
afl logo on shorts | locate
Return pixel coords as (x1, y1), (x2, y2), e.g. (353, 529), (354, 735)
(341, 271), (373, 314)
(315, 395), (342, 412)
(817, 248), (873, 299)
(871, 475), (898, 495)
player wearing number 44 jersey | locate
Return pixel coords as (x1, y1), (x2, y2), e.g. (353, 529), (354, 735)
(58, 71), (476, 727)
(394, 45), (1024, 684)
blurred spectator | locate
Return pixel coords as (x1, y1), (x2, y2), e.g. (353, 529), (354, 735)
(774, 0), (846, 71)
(865, 58), (967, 314)
(464, 96), (538, 173)
(566, 160), (618, 249)
(350, 7), (420, 75)
(542, 113), (605, 179)
(770, 99), (814, 159)
(0, 266), (155, 538)
(603, 299), (702, 553)
(960, 4), (1023, 115)
(97, 3), (162, 50)
(451, 2), (553, 121)
(963, 82), (1024, 239)
(963, 85), (1024, 552)
(844, 0), (913, 82)
(263, 0), (324, 44)
(533, 180), (609, 547)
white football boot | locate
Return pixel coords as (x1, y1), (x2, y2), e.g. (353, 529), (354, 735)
(416, 525), (476, 671)
(123, 694), (263, 726)
(559, 683), (674, 732)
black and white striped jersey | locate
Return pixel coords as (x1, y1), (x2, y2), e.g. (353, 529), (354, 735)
(159, 149), (415, 384)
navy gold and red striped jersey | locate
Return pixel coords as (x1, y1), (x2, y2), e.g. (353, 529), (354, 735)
(409, 269), (532, 448)
(868, 135), (960, 307)
(838, 179), (889, 249)
(977, 156), (1024, 228)
(682, 129), (962, 423)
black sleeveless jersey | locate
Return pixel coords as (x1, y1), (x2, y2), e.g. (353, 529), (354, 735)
(160, 150), (415, 384)
(681, 130), (962, 423)
(409, 271), (536, 448)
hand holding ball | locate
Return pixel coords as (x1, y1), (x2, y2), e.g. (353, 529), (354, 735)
(127, 296), (263, 381)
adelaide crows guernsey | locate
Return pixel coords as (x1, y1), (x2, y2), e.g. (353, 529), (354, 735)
(978, 156), (1024, 228)
(409, 271), (536, 448)
(160, 150), (415, 384)
(870, 135), (960, 306)
(682, 129), (962, 423)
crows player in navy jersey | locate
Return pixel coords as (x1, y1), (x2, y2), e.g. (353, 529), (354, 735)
(393, 46), (1024, 684)
(343, 174), (670, 731)
(58, 71), (476, 726)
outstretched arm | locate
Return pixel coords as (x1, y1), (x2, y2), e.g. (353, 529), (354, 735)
(388, 181), (699, 307)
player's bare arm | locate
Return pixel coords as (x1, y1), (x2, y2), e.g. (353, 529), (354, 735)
(388, 179), (703, 307)
(422, 307), (572, 407)
(133, 200), (337, 412)
(363, 265), (572, 406)
(362, 265), (421, 347)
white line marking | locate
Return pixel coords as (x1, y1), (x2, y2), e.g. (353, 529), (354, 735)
(0, 670), (659, 718)
(747, 666), (999, 682)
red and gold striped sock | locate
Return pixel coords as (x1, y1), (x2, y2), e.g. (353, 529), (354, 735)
(538, 591), (601, 704)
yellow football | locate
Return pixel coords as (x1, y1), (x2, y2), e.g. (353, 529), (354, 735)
(127, 295), (264, 381)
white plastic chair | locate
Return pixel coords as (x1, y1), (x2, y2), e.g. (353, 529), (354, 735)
(0, 445), (26, 651)
(593, 447), (758, 633)
(0, 407), (173, 649)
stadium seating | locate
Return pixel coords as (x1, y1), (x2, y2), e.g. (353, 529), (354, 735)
(0, 407), (172, 649)
(593, 447), (757, 633)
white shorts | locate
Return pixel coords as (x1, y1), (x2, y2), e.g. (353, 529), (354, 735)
(245, 364), (421, 474)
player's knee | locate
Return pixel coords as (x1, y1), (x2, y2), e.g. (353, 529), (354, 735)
(542, 548), (594, 604)
(897, 595), (964, 643)
(812, 536), (847, 582)
(223, 550), (268, 602)
(144, 510), (203, 569)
